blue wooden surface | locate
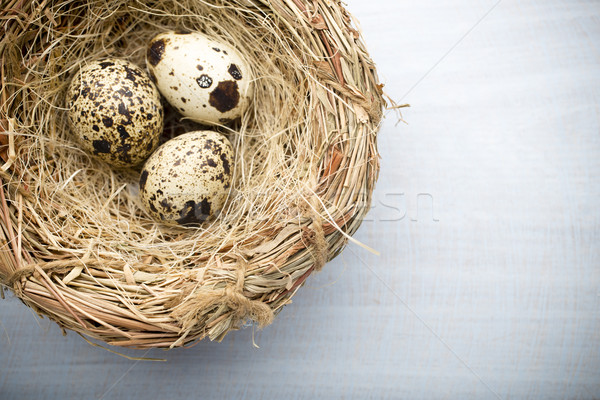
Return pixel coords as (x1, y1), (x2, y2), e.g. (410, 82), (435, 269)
(1, 1), (599, 399)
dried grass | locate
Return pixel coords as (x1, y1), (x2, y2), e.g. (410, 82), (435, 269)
(0, 0), (385, 348)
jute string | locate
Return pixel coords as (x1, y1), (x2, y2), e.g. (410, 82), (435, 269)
(310, 210), (327, 272)
(171, 256), (274, 337)
(224, 262), (273, 325)
(307, 182), (328, 272)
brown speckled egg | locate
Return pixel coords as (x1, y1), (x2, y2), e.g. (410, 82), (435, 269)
(66, 58), (164, 167)
(146, 31), (252, 125)
(139, 130), (234, 225)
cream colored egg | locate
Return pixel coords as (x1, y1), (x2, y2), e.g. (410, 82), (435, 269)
(139, 130), (234, 225)
(66, 58), (164, 167)
(146, 31), (252, 125)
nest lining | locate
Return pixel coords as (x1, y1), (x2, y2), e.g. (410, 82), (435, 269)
(0, 0), (384, 348)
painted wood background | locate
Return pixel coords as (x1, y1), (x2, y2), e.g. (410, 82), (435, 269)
(1, 0), (599, 398)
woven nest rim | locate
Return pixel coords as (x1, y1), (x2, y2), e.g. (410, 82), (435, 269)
(0, 0), (385, 348)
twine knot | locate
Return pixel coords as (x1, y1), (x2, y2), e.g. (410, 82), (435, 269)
(310, 211), (328, 272)
(224, 285), (273, 327)
(172, 257), (274, 339)
(224, 264), (273, 327)
(306, 182), (328, 272)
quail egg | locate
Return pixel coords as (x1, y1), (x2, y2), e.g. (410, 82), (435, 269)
(146, 31), (252, 125)
(66, 58), (164, 167)
(139, 130), (234, 225)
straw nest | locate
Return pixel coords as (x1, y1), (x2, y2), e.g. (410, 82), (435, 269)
(0, 0), (385, 348)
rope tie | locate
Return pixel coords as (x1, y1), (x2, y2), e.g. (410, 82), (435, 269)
(309, 208), (328, 272)
(307, 180), (328, 272)
(172, 257), (274, 336)
(223, 261), (273, 327)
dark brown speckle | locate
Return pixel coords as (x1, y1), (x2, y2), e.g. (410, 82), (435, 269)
(196, 74), (213, 89)
(93, 139), (111, 154)
(160, 198), (173, 212)
(102, 116), (114, 128)
(123, 65), (140, 82)
(209, 81), (240, 113)
(117, 87), (133, 97)
(220, 152), (230, 175)
(147, 39), (166, 67)
(117, 125), (129, 139)
(228, 64), (243, 80)
(99, 61), (115, 69)
(116, 143), (133, 163)
(118, 102), (132, 121)
(176, 199), (211, 225)
(139, 170), (149, 191)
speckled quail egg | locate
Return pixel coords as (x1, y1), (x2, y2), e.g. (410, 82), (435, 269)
(139, 130), (234, 225)
(66, 58), (164, 167)
(146, 31), (252, 125)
